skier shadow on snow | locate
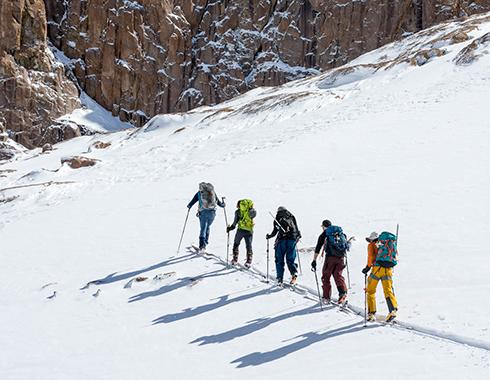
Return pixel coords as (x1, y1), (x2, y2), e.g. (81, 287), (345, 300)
(152, 286), (284, 325)
(231, 321), (366, 368)
(191, 303), (323, 346)
(80, 253), (195, 290)
(129, 266), (231, 303)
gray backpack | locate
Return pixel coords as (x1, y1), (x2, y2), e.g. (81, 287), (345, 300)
(198, 182), (217, 211)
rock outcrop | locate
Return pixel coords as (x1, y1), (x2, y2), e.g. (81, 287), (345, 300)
(1, 0), (490, 151)
(43, 0), (490, 127)
(0, 0), (81, 149)
(61, 155), (100, 168)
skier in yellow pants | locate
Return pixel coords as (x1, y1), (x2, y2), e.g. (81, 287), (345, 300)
(362, 231), (398, 322)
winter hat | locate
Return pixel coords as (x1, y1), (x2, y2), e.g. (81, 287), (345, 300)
(366, 231), (379, 242)
(277, 206), (287, 212)
(322, 220), (332, 228)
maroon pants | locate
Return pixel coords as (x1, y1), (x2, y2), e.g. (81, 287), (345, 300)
(322, 256), (347, 299)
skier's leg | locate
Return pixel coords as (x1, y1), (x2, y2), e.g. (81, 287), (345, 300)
(203, 210), (216, 246)
(380, 268), (398, 312)
(275, 241), (286, 281)
(321, 257), (333, 299)
(332, 257), (347, 298)
(286, 239), (298, 276)
(198, 214), (207, 248)
(244, 231), (253, 254)
(366, 267), (381, 314)
(232, 229), (244, 252)
(244, 231), (253, 265)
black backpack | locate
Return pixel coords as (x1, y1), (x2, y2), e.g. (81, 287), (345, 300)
(276, 210), (300, 240)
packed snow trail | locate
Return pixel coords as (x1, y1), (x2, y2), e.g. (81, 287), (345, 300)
(194, 246), (490, 352)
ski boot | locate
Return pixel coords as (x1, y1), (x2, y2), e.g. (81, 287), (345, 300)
(338, 293), (347, 305)
(290, 273), (298, 285)
(244, 252), (253, 268)
(367, 312), (376, 322)
(386, 309), (397, 323)
(276, 277), (283, 286)
(321, 297), (331, 305)
(230, 249), (239, 266)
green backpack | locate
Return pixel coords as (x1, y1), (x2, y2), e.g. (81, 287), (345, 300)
(375, 231), (398, 268)
(238, 199), (256, 231)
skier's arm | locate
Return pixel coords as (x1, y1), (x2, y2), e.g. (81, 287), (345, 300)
(362, 242), (378, 274)
(230, 209), (239, 229)
(293, 216), (301, 240)
(187, 193), (199, 208)
(367, 242), (377, 268)
(267, 221), (279, 239)
(313, 231), (326, 261)
(216, 193), (224, 208)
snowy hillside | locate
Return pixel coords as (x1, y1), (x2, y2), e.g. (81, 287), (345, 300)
(1, 12), (490, 379)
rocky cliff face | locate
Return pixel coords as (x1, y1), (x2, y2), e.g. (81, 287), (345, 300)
(0, 0), (81, 149)
(43, 0), (490, 126)
(1, 0), (489, 150)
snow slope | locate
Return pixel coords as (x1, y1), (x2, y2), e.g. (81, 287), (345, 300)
(1, 12), (490, 379)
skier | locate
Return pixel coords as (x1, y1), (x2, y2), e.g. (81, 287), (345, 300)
(187, 182), (225, 253)
(362, 231), (398, 322)
(266, 207), (301, 284)
(226, 199), (257, 267)
(311, 220), (352, 305)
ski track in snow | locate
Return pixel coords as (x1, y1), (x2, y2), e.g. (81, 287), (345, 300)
(195, 250), (490, 353)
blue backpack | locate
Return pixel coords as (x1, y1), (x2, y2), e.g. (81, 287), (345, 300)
(325, 225), (347, 257)
(376, 232), (398, 267)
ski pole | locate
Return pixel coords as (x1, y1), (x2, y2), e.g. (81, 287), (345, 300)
(223, 197), (230, 265)
(177, 208), (190, 254)
(364, 273), (368, 327)
(345, 236), (355, 289)
(294, 239), (302, 275)
(312, 265), (323, 311)
(393, 223), (399, 297)
(345, 254), (351, 289)
(266, 238), (270, 284)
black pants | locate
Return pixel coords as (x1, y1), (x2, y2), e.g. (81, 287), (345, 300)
(232, 229), (253, 253)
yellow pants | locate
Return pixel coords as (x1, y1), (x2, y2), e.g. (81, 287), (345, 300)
(366, 266), (397, 314)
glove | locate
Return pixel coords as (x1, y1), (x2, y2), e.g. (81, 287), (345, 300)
(227, 225), (235, 233)
(311, 260), (317, 271)
(362, 266), (370, 275)
(266, 234), (271, 240)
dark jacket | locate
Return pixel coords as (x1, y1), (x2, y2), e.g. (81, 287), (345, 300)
(268, 210), (301, 241)
(314, 230), (327, 254)
(230, 209), (240, 229)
